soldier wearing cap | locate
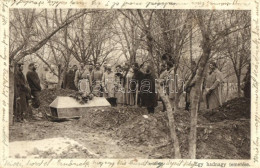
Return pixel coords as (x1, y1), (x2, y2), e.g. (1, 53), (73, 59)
(74, 62), (92, 93)
(123, 63), (135, 106)
(203, 61), (224, 110)
(64, 64), (78, 90)
(91, 63), (103, 97)
(115, 64), (124, 106)
(26, 62), (41, 108)
(102, 64), (116, 105)
(89, 63), (94, 75)
(15, 62), (31, 122)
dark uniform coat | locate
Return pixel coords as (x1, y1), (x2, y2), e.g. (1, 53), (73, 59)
(139, 70), (158, 108)
(64, 69), (77, 90)
(16, 70), (30, 119)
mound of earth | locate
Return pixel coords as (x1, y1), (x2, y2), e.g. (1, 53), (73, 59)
(32, 89), (250, 159)
(113, 97), (250, 159)
(151, 119), (250, 159)
(78, 106), (146, 130)
(202, 97), (250, 122)
(115, 112), (170, 146)
(114, 111), (207, 148)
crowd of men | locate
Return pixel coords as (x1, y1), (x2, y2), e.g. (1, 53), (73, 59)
(14, 62), (41, 122)
(61, 62), (158, 113)
(13, 55), (250, 122)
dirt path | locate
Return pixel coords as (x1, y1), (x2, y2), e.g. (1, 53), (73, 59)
(9, 119), (153, 158)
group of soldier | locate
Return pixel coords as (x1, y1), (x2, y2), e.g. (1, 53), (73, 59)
(61, 62), (158, 113)
(14, 62), (41, 122)
(62, 59), (229, 113)
(13, 54), (250, 122)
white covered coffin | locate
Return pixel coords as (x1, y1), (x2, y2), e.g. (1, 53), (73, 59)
(49, 96), (111, 118)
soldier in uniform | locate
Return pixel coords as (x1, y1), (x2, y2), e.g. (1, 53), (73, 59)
(102, 64), (116, 106)
(26, 63), (41, 108)
(115, 65), (125, 106)
(74, 63), (92, 93)
(64, 65), (78, 90)
(89, 63), (94, 75)
(140, 64), (158, 114)
(91, 63), (103, 96)
(204, 61), (224, 110)
(15, 62), (31, 122)
(124, 63), (135, 106)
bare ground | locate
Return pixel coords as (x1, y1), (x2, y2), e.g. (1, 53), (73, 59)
(9, 89), (250, 159)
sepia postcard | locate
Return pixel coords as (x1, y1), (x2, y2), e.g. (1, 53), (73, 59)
(0, 0), (259, 167)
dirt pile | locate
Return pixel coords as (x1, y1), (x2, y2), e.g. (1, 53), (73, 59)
(34, 89), (250, 159)
(112, 97), (250, 159)
(114, 110), (208, 147)
(115, 112), (170, 146)
(148, 97), (251, 159)
(78, 107), (146, 130)
(151, 119), (250, 159)
(202, 97), (250, 122)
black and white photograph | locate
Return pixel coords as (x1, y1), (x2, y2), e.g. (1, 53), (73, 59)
(7, 8), (251, 160)
(1, 0), (259, 166)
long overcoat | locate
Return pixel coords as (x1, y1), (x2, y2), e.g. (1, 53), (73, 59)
(205, 69), (223, 109)
(140, 71), (158, 108)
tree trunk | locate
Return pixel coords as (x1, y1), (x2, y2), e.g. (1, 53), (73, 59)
(147, 26), (181, 159)
(137, 9), (181, 158)
(155, 81), (181, 158)
(189, 49), (211, 158)
(57, 75), (62, 89)
(188, 16), (212, 156)
(237, 75), (241, 97)
(188, 11), (213, 158)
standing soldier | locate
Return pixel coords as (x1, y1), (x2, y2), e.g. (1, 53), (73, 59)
(26, 63), (41, 108)
(74, 63), (92, 93)
(140, 65), (158, 114)
(15, 62), (31, 122)
(92, 63), (103, 96)
(102, 64), (116, 106)
(132, 63), (144, 107)
(64, 65), (78, 90)
(204, 61), (224, 110)
(124, 63), (135, 106)
(89, 63), (94, 76)
(115, 65), (125, 106)
(40, 66), (48, 89)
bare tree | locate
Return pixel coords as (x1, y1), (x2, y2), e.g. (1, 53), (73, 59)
(64, 11), (116, 66)
(222, 12), (250, 97)
(189, 10), (250, 158)
(9, 9), (99, 121)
